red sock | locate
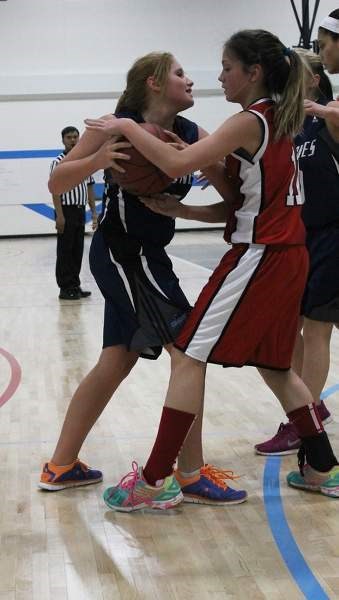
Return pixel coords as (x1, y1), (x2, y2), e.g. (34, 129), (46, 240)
(143, 406), (196, 486)
(287, 403), (324, 438)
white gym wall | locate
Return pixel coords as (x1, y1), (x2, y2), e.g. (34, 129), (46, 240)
(0, 0), (338, 235)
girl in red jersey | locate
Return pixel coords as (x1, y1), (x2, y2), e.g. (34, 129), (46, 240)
(86, 29), (339, 510)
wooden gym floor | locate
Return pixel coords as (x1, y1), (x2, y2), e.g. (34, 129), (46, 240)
(0, 230), (338, 600)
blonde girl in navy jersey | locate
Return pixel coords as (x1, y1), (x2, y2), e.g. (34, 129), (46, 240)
(85, 29), (339, 510)
(41, 52), (247, 505)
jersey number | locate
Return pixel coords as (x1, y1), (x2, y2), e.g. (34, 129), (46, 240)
(286, 148), (304, 206)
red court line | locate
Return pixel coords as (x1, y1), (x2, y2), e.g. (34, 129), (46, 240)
(0, 347), (22, 407)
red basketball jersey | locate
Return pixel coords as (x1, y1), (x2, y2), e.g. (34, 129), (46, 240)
(224, 98), (305, 245)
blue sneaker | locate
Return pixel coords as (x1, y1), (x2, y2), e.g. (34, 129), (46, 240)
(39, 458), (103, 491)
(103, 462), (183, 512)
(175, 464), (247, 505)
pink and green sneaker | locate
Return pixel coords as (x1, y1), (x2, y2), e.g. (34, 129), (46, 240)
(103, 462), (183, 512)
(287, 464), (339, 498)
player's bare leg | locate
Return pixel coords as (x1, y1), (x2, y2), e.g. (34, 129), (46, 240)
(301, 318), (333, 405)
(165, 344), (204, 471)
(257, 367), (313, 414)
(51, 345), (139, 465)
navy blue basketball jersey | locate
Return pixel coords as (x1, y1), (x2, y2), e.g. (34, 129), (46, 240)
(295, 102), (339, 228)
(98, 111), (199, 254)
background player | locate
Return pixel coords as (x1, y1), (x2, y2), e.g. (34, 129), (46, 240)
(255, 48), (339, 455)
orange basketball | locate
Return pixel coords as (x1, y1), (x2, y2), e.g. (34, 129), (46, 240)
(106, 122), (174, 196)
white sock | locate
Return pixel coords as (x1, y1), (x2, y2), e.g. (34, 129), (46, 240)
(178, 468), (201, 478)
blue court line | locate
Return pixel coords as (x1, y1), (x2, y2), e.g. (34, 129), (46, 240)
(263, 381), (339, 599)
(264, 458), (329, 599)
(321, 384), (339, 400)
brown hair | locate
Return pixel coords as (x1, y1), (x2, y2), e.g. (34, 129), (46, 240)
(115, 52), (174, 114)
(224, 29), (305, 139)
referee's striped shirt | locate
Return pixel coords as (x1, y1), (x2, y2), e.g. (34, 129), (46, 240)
(50, 152), (95, 206)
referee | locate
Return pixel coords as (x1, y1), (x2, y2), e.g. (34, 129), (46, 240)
(50, 126), (98, 300)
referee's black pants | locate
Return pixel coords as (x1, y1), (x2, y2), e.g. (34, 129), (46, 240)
(56, 205), (85, 290)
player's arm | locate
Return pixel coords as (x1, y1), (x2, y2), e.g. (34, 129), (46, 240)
(52, 194), (65, 233)
(140, 194), (227, 223)
(87, 180), (98, 230)
(85, 112), (262, 178)
(49, 117), (131, 195)
(196, 127), (241, 205)
(305, 99), (339, 141)
(176, 200), (227, 223)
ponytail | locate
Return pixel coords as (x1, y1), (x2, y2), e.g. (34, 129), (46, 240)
(274, 49), (305, 139)
(225, 30), (305, 139)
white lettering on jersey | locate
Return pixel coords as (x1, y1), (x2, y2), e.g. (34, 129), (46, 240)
(286, 147), (304, 206)
(296, 138), (316, 159)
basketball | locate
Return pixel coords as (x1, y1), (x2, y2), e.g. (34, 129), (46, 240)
(106, 122), (175, 195)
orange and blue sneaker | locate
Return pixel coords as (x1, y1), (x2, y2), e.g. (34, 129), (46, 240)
(287, 463), (339, 497)
(39, 458), (103, 491)
(175, 464), (247, 505)
(103, 462), (184, 512)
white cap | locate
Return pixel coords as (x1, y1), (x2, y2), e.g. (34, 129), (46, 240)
(319, 16), (339, 35)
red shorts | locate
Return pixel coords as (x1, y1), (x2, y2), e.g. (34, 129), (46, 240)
(175, 243), (308, 370)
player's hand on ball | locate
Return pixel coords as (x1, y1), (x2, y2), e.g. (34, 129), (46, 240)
(140, 194), (182, 218)
(164, 130), (188, 151)
(94, 138), (131, 171)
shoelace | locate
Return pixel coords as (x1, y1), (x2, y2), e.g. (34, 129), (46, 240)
(297, 445), (306, 476)
(201, 464), (241, 490)
(109, 461), (152, 506)
(77, 459), (88, 471)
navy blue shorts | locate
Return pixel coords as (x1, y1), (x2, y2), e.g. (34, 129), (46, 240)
(302, 224), (339, 321)
(89, 230), (190, 359)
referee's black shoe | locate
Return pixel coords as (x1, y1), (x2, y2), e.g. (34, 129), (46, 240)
(77, 287), (92, 298)
(59, 288), (81, 300)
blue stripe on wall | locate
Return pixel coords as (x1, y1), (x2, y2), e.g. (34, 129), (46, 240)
(23, 203), (56, 220)
(24, 203), (100, 224)
(0, 150), (205, 186)
(0, 149), (62, 159)
(94, 183), (104, 197)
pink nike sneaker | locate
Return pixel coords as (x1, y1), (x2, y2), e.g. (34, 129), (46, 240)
(255, 422), (301, 456)
(255, 400), (332, 456)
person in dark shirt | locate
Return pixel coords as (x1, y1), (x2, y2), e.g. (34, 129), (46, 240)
(255, 41), (339, 456)
(50, 126), (97, 300)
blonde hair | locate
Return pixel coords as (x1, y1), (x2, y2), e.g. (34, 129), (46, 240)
(225, 30), (306, 139)
(115, 52), (174, 114)
(295, 48), (333, 101)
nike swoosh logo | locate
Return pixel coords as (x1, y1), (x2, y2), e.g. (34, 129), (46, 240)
(287, 439), (300, 447)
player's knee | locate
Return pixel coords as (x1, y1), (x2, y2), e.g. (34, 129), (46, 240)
(170, 347), (204, 373)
